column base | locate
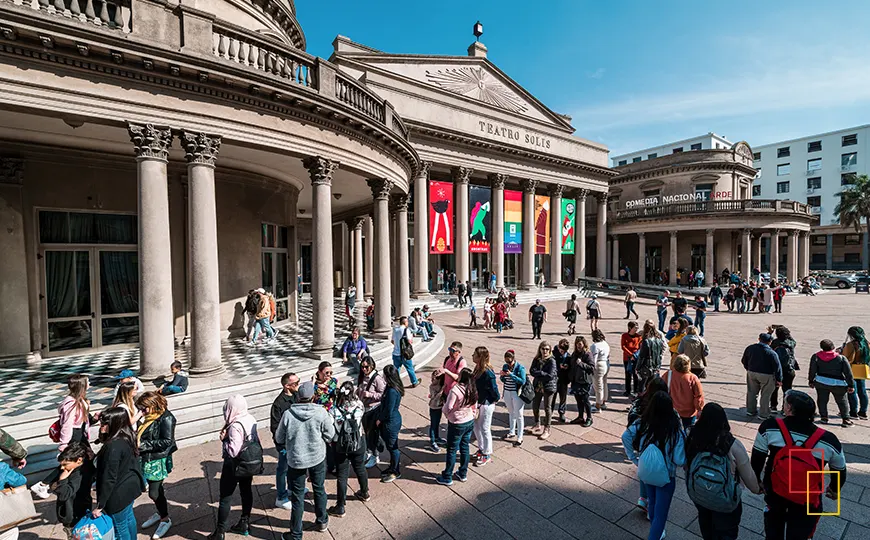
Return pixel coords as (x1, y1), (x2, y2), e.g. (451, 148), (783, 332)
(304, 348), (336, 362)
(189, 363), (226, 378)
(519, 283), (536, 291)
(373, 326), (391, 337)
(411, 291), (432, 300)
(545, 283), (563, 289)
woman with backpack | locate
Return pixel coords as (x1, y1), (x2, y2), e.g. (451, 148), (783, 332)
(136, 392), (177, 539)
(569, 336), (595, 427)
(843, 326), (869, 420)
(377, 365), (404, 483)
(356, 357), (386, 468)
(209, 394), (262, 539)
(808, 339), (855, 427)
(529, 342), (558, 440)
(770, 326), (798, 413)
(435, 368), (478, 485)
(93, 407), (145, 540)
(591, 329), (611, 412)
(329, 381), (369, 517)
(621, 391), (686, 540)
(499, 350), (527, 447)
(626, 376), (669, 515)
(685, 403), (760, 540)
(472, 347), (500, 466)
(636, 320), (665, 395)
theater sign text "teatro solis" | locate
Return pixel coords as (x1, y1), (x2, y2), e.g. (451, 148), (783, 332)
(478, 121), (552, 149)
(624, 190), (733, 209)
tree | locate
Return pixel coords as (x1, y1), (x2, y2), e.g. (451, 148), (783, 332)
(834, 173), (870, 232)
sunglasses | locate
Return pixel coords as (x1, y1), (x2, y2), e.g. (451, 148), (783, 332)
(323, 371), (333, 376)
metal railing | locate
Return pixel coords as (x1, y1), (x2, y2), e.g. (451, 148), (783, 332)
(614, 199), (811, 221)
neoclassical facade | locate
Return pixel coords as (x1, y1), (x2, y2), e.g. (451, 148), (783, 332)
(601, 142), (816, 285)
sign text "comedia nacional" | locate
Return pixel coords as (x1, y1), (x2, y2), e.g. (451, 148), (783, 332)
(624, 190), (733, 209)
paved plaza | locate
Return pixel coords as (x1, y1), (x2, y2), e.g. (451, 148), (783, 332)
(15, 290), (870, 539)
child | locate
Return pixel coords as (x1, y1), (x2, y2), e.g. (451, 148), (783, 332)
(469, 303), (478, 328)
(113, 369), (144, 397)
(0, 456), (26, 489)
(160, 361), (189, 396)
(53, 442), (94, 539)
(427, 371), (447, 452)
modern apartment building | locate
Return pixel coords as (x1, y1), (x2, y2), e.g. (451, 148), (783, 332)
(611, 132), (733, 167)
(753, 125), (870, 271)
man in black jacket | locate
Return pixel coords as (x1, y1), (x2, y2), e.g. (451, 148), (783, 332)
(742, 333), (783, 419)
(271, 372), (299, 509)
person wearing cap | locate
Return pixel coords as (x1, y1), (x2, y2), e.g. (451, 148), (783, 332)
(276, 381), (335, 538)
(113, 369), (144, 398)
(741, 333), (783, 419)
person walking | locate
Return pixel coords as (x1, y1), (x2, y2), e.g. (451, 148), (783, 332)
(457, 281), (466, 308)
(435, 368), (478, 485)
(685, 403), (761, 540)
(136, 392), (177, 539)
(626, 376), (670, 516)
(529, 342), (558, 440)
(621, 391), (686, 540)
(270, 372), (299, 509)
(570, 336), (595, 427)
(377, 365), (405, 483)
(621, 322), (642, 397)
(276, 382), (334, 538)
(677, 326), (709, 379)
(565, 294), (581, 335)
(328, 381), (369, 518)
(472, 347), (499, 466)
(344, 283), (357, 327)
(843, 326), (869, 420)
(93, 407), (144, 540)
(741, 333), (782, 419)
(249, 287), (276, 345)
(500, 350), (527, 446)
(391, 316), (420, 388)
(808, 339), (854, 427)
(751, 390), (847, 540)
(528, 299), (548, 340)
(357, 358), (385, 469)
(663, 355), (705, 429)
(465, 280), (473, 307)
(587, 294), (603, 332)
(551, 338), (572, 422)
(693, 295), (708, 337)
(624, 286), (639, 319)
(656, 291), (671, 332)
(427, 370), (447, 452)
(770, 327), (797, 413)
(636, 320), (665, 394)
(591, 329), (611, 411)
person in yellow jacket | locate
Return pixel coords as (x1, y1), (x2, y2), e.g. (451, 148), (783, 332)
(667, 318), (689, 368)
(843, 326), (869, 419)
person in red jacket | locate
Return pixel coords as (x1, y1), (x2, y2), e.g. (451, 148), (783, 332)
(621, 321), (642, 396)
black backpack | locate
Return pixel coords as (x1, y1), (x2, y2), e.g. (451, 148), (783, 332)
(336, 407), (364, 454)
(775, 345), (798, 374)
(231, 422), (264, 477)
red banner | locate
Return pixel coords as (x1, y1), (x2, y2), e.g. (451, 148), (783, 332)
(429, 181), (454, 254)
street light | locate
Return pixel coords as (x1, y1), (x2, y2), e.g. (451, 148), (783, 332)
(473, 21), (483, 41)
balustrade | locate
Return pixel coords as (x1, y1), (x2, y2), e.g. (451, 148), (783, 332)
(614, 199), (812, 221)
(335, 75), (385, 123)
(6, 0), (131, 33)
(212, 26), (314, 87)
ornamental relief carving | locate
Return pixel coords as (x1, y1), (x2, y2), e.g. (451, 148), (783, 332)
(426, 67), (528, 114)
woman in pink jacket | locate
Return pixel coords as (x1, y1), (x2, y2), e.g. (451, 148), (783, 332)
(435, 368), (478, 486)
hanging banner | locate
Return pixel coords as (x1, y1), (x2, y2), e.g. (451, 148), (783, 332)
(534, 195), (550, 254)
(429, 181), (454, 254)
(560, 198), (576, 254)
(504, 190), (523, 254)
(469, 186), (491, 253)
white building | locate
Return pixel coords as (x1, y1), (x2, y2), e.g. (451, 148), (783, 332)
(611, 132), (733, 167)
(753, 125), (869, 271)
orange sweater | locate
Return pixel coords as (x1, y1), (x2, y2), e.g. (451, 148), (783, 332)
(664, 370), (705, 418)
(621, 333), (642, 362)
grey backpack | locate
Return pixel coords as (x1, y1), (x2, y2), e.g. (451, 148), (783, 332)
(686, 451), (740, 513)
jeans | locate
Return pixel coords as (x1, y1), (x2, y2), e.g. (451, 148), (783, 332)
(532, 390), (554, 426)
(413, 326), (430, 340)
(276, 449), (289, 500)
(252, 317), (274, 341)
(593, 360), (609, 407)
(551, 379), (569, 417)
(503, 389), (525, 440)
(624, 362), (639, 395)
(711, 297), (720, 312)
(571, 383), (591, 422)
(392, 353), (419, 385)
(335, 448), (368, 510)
(531, 319), (543, 339)
(160, 385), (183, 396)
(362, 409), (381, 457)
(473, 402), (495, 455)
(421, 321), (435, 335)
(763, 492), (820, 540)
(849, 378), (868, 417)
(694, 314), (705, 336)
(736, 298), (745, 313)
(288, 460), (327, 540)
(109, 502), (137, 540)
(746, 371), (776, 418)
(217, 458), (253, 530)
(773, 298), (782, 312)
(657, 310), (667, 332)
(625, 302), (638, 318)
(815, 382), (849, 420)
(380, 424), (401, 474)
(442, 420), (474, 479)
(148, 479), (169, 518)
(770, 371), (795, 411)
(645, 477), (676, 540)
(429, 407), (443, 444)
(696, 501), (742, 540)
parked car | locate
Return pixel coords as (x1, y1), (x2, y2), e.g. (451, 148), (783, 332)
(821, 274), (857, 289)
(759, 272), (787, 283)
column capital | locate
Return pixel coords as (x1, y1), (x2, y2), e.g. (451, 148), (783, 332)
(549, 184), (564, 198)
(670, 230), (678, 239)
(451, 166), (474, 184)
(705, 228), (715, 236)
(128, 123), (172, 162)
(367, 178), (394, 201)
(520, 178), (538, 194)
(575, 188), (589, 201)
(609, 234), (619, 242)
(390, 193), (409, 213)
(417, 161), (432, 178)
(799, 230), (810, 238)
(0, 157), (24, 186)
(742, 227), (752, 236)
(637, 232), (645, 239)
(488, 172), (508, 190)
(351, 216), (366, 231)
(303, 156), (339, 186)
(180, 131), (221, 167)
(595, 191), (609, 204)
(788, 229), (799, 237)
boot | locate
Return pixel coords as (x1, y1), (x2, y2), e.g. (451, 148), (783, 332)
(207, 530), (225, 540)
(229, 516), (250, 536)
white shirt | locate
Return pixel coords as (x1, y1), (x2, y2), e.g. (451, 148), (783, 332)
(392, 326), (410, 355)
(590, 341), (610, 366)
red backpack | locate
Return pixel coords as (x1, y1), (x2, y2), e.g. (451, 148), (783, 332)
(770, 418), (826, 505)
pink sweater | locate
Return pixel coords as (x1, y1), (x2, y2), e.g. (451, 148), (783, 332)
(442, 384), (476, 424)
(58, 396), (89, 451)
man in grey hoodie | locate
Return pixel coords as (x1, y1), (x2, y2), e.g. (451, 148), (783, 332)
(276, 381), (336, 539)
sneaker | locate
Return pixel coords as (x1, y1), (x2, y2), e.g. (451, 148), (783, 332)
(637, 497), (648, 511)
(539, 428), (551, 441)
(512, 439), (523, 447)
(153, 519), (172, 539)
(280, 498), (293, 511)
(660, 530), (666, 539)
(143, 513), (162, 529)
(842, 419), (853, 427)
(502, 433), (517, 441)
(428, 443), (440, 452)
(436, 438), (448, 445)
(245, 340), (256, 347)
(273, 329), (280, 340)
(435, 474), (453, 486)
(570, 417), (584, 425)
(381, 471), (400, 483)
(275, 498), (290, 509)
(820, 417), (829, 424)
(455, 473), (468, 483)
(581, 419), (594, 428)
(410, 381), (421, 389)
(327, 506), (345, 518)
(355, 490), (371, 502)
(474, 450), (483, 459)
(859, 414), (869, 420)
(746, 411), (757, 418)
(30, 482), (50, 500)
(365, 455), (379, 468)
(476, 455), (491, 467)
(316, 521), (329, 533)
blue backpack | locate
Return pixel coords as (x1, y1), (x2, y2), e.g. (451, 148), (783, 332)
(72, 511), (115, 540)
(637, 441), (671, 487)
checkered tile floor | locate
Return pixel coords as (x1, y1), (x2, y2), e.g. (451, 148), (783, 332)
(0, 299), (381, 418)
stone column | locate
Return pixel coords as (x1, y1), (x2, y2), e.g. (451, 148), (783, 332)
(453, 167), (473, 285)
(352, 218), (365, 297)
(338, 223), (349, 296)
(368, 179), (394, 334)
(392, 194), (411, 319)
(548, 184), (563, 287)
(574, 190), (588, 282)
(128, 124), (174, 379)
(606, 237), (612, 280)
(770, 230), (780, 278)
(669, 231), (678, 286)
(741, 228), (752, 279)
(595, 193), (608, 278)
(825, 234), (833, 270)
(863, 231), (869, 271)
(799, 231), (810, 279)
(611, 234), (620, 281)
(388, 206), (398, 311)
(363, 216), (374, 299)
(180, 130), (224, 376)
(637, 232), (646, 284)
(412, 162), (431, 297)
(0, 158), (31, 358)
(489, 173), (507, 289)
(787, 230), (798, 283)
(752, 234), (762, 274)
(520, 179), (538, 289)
(705, 229), (715, 286)
(303, 157), (338, 356)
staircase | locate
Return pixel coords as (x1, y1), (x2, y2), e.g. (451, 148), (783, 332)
(413, 286), (601, 314)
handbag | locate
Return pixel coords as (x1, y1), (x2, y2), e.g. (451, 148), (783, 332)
(231, 423), (264, 477)
(519, 375), (535, 404)
(71, 511), (114, 540)
(0, 486), (38, 533)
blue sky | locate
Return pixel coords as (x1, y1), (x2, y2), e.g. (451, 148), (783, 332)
(298, 0), (870, 157)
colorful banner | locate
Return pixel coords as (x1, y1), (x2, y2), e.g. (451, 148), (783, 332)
(469, 186), (491, 253)
(534, 195), (550, 254)
(429, 181), (454, 254)
(560, 198), (576, 254)
(504, 190), (523, 254)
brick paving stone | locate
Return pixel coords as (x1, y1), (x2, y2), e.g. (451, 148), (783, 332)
(485, 497), (574, 540)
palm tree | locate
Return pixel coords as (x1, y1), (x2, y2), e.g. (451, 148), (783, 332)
(834, 173), (870, 232)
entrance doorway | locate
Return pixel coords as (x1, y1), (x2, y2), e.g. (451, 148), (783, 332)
(299, 244), (312, 295)
(646, 246), (662, 284)
(261, 223), (290, 321)
(471, 253), (489, 289)
(505, 254), (519, 288)
(690, 245), (707, 275)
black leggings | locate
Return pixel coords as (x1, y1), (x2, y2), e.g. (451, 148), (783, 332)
(551, 380), (569, 417)
(217, 459), (253, 530)
(572, 384), (592, 422)
(770, 371), (795, 410)
(335, 448), (369, 509)
(148, 479), (169, 518)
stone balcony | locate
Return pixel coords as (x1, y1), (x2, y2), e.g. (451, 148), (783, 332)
(614, 198), (814, 222)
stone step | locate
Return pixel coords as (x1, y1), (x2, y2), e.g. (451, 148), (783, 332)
(413, 287), (602, 313)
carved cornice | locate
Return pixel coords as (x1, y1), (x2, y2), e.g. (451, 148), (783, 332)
(390, 193), (409, 213)
(367, 178), (393, 201)
(128, 123), (173, 161)
(180, 131), (221, 167)
(302, 156), (338, 186)
(488, 172), (508, 190)
(549, 184), (564, 198)
(519, 178), (538, 194)
(0, 157), (24, 186)
(451, 166), (473, 185)
(611, 161), (757, 186)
